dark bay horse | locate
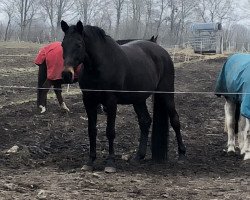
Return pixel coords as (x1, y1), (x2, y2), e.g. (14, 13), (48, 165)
(36, 38), (157, 113)
(61, 20), (186, 172)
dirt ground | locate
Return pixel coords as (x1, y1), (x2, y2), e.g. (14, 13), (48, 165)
(0, 42), (249, 200)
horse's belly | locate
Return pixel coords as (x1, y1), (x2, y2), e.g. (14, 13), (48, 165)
(116, 92), (151, 104)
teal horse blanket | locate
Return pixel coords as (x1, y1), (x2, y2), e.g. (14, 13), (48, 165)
(215, 53), (250, 118)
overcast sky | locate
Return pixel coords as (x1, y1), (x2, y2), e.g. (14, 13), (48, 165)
(237, 0), (249, 26)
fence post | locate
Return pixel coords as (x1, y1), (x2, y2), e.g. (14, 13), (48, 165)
(200, 41), (203, 54)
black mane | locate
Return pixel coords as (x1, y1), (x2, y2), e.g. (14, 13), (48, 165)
(83, 25), (107, 41)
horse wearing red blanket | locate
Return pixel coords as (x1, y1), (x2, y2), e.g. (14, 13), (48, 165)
(35, 42), (81, 113)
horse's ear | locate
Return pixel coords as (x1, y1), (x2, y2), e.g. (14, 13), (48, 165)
(61, 20), (69, 33)
(150, 36), (155, 41)
(154, 35), (158, 42)
(76, 21), (84, 33)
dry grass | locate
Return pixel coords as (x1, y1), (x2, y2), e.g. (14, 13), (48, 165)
(0, 41), (44, 49)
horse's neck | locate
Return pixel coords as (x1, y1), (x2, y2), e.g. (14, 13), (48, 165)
(86, 38), (117, 65)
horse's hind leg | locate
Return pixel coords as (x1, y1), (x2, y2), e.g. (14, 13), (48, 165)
(224, 99), (236, 154)
(243, 119), (250, 160)
(39, 80), (52, 113)
(53, 81), (69, 112)
(104, 97), (117, 173)
(238, 115), (246, 155)
(165, 94), (186, 161)
(238, 116), (250, 160)
(133, 102), (152, 160)
(37, 63), (47, 107)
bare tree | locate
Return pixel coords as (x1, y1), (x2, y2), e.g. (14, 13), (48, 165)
(194, 0), (234, 23)
(56, 0), (74, 40)
(155, 0), (168, 36)
(112, 0), (125, 38)
(73, 0), (94, 25)
(15, 0), (39, 40)
(143, 0), (154, 38)
(40, 0), (57, 39)
(130, 0), (144, 37)
(26, 2), (40, 41)
(0, 0), (247, 46)
(0, 0), (16, 41)
(176, 0), (197, 44)
(40, 0), (73, 40)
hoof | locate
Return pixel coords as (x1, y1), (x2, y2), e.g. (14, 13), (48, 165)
(130, 153), (145, 164)
(227, 151), (236, 157)
(81, 165), (93, 172)
(243, 152), (250, 161)
(104, 166), (116, 173)
(61, 102), (70, 112)
(177, 154), (187, 164)
(227, 146), (235, 154)
(39, 105), (46, 114)
(129, 158), (141, 166)
(97, 105), (105, 115)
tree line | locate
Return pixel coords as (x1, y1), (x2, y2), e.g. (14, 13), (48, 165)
(0, 0), (249, 46)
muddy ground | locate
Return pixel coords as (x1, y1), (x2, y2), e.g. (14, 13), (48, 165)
(0, 42), (249, 200)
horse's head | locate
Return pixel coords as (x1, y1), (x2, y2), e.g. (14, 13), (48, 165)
(61, 20), (86, 83)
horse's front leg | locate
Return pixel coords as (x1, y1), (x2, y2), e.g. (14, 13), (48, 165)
(82, 98), (98, 171)
(104, 97), (117, 173)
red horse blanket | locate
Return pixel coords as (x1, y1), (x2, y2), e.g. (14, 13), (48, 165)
(34, 42), (65, 80)
(34, 42), (82, 81)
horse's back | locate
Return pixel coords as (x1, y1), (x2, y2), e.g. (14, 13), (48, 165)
(121, 41), (174, 88)
(216, 54), (250, 95)
(35, 42), (64, 80)
(215, 53), (250, 118)
(122, 40), (171, 60)
(110, 41), (174, 103)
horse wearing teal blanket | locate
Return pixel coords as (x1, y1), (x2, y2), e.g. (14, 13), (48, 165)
(215, 53), (250, 160)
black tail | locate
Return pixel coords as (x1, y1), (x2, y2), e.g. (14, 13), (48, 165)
(37, 62), (47, 107)
(151, 94), (169, 162)
(234, 101), (240, 134)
